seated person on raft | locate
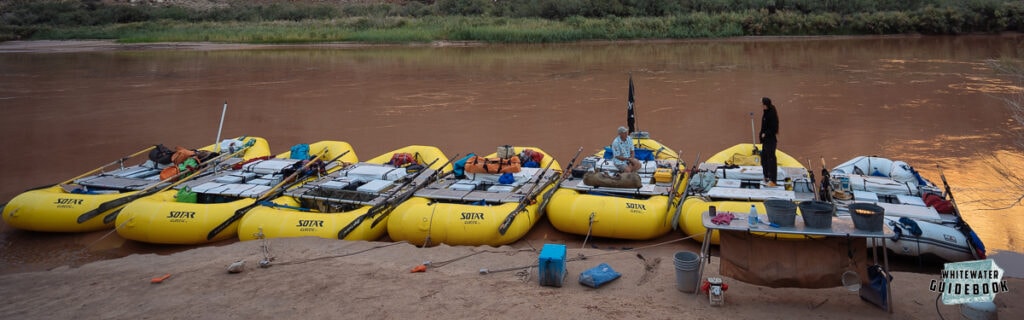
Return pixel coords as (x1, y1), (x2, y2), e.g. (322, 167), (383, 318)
(612, 126), (641, 173)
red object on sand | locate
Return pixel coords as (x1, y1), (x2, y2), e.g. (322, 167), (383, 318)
(410, 265), (427, 273)
(150, 274), (172, 284)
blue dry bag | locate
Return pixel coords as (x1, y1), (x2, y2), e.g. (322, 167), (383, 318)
(578, 263), (621, 288)
(452, 153), (476, 178)
(290, 144), (310, 160)
(499, 173), (515, 184)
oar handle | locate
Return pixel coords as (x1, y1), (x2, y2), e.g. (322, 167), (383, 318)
(665, 149), (686, 208)
(671, 151), (701, 230)
(61, 146), (157, 186)
(935, 164), (984, 259)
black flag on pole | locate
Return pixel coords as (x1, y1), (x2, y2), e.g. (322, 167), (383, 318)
(627, 75), (636, 133)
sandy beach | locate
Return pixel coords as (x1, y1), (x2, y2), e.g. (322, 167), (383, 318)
(0, 236), (1019, 319)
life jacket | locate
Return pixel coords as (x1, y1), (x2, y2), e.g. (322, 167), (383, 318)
(171, 146), (197, 165)
(163, 157), (201, 181)
(464, 156), (521, 174)
(159, 166), (179, 181)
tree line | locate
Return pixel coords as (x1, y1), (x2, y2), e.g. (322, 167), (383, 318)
(2, 0), (1022, 42)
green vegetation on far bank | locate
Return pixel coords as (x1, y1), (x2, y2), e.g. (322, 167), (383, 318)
(2, 0), (1023, 43)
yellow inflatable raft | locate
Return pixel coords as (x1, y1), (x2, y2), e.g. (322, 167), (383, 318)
(115, 141), (357, 245)
(679, 143), (816, 244)
(2, 137), (270, 232)
(237, 145), (451, 241)
(546, 135), (688, 240)
(387, 147), (561, 247)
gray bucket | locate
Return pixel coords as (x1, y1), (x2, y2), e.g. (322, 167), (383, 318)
(764, 199), (797, 227)
(799, 200), (835, 229)
(674, 251), (700, 293)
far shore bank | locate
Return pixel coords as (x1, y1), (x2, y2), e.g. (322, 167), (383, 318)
(3, 34), (1021, 54)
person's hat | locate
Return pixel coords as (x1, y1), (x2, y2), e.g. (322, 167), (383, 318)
(617, 126), (628, 134)
(762, 97), (772, 106)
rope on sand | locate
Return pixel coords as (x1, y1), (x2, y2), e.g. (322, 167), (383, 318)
(275, 241), (409, 266)
(581, 212), (596, 249)
(254, 228), (274, 268)
(428, 248), (534, 269)
(82, 218), (133, 250)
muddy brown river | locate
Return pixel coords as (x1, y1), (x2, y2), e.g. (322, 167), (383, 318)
(1, 36), (1022, 275)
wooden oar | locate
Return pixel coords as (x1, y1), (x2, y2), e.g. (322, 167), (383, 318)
(337, 154), (453, 239)
(670, 151), (701, 230)
(206, 148), (339, 241)
(536, 147), (583, 218)
(664, 149), (686, 208)
(256, 200), (312, 212)
(749, 112), (760, 155)
(498, 155), (558, 235)
(819, 157), (833, 203)
(806, 159), (817, 201)
(936, 165), (985, 259)
(25, 146), (157, 192)
(77, 139), (256, 224)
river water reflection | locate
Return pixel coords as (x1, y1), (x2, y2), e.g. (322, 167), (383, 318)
(1, 36), (1022, 275)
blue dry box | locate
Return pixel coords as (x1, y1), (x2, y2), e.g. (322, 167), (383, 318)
(538, 244), (567, 287)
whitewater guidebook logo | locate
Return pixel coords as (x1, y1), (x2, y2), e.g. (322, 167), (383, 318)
(929, 259), (1009, 305)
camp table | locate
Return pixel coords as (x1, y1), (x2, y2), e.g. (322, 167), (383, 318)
(698, 209), (894, 313)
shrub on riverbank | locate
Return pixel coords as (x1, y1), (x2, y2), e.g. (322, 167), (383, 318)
(1, 0), (1022, 43)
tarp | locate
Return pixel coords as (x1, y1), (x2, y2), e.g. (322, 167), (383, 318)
(719, 231), (870, 288)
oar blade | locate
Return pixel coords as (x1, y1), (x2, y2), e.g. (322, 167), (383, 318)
(497, 211), (517, 235)
(207, 203), (258, 240)
(337, 214), (368, 239)
(207, 214), (239, 241)
(76, 195), (135, 224)
(102, 208), (123, 224)
(369, 201), (401, 229)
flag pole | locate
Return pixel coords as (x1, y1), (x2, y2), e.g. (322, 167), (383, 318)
(627, 74), (636, 134)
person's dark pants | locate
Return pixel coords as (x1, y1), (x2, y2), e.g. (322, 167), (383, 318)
(761, 138), (778, 183)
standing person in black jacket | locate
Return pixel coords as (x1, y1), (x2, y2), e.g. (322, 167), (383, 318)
(759, 97), (779, 187)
